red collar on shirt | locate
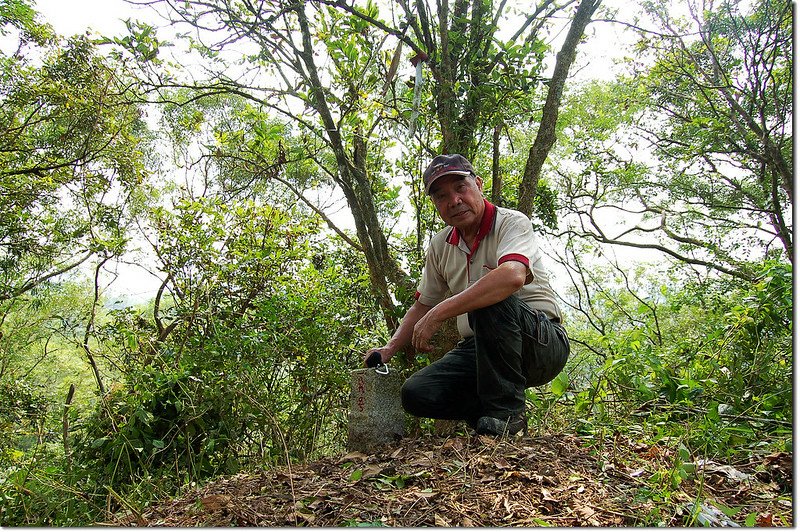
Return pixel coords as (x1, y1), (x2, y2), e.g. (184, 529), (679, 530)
(446, 199), (496, 254)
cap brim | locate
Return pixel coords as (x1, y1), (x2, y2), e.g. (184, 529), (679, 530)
(425, 170), (472, 194)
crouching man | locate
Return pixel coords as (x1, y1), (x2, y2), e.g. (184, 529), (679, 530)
(365, 154), (569, 436)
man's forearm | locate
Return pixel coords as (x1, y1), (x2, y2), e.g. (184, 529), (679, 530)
(410, 262), (527, 352)
(384, 301), (433, 356)
(431, 261), (526, 323)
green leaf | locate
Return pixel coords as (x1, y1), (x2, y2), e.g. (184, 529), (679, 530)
(711, 501), (740, 518)
(678, 445), (691, 462)
(706, 402), (720, 422)
(551, 371), (569, 397)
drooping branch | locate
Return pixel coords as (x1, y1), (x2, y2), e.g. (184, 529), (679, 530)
(5, 251), (94, 302)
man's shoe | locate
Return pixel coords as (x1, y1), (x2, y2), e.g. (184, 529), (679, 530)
(476, 413), (527, 437)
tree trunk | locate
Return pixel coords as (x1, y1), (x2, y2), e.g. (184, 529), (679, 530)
(296, 6), (413, 331)
(518, 0), (602, 217)
(491, 122), (503, 204)
(62, 383), (75, 473)
(84, 258), (107, 396)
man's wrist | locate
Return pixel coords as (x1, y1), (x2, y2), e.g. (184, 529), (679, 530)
(382, 343), (399, 358)
(429, 300), (452, 323)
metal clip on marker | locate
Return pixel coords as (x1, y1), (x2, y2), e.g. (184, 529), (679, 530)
(366, 351), (390, 375)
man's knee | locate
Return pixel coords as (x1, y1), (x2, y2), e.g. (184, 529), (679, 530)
(524, 321), (570, 387)
(401, 372), (463, 418)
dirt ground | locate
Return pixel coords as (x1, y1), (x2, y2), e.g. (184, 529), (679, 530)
(108, 432), (792, 527)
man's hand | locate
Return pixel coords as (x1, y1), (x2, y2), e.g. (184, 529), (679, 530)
(412, 307), (443, 352)
(363, 348), (391, 367)
(364, 301), (434, 365)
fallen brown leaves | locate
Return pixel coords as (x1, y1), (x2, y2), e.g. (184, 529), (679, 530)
(108, 433), (792, 527)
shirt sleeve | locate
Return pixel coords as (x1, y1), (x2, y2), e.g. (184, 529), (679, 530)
(495, 212), (540, 285)
(415, 243), (449, 307)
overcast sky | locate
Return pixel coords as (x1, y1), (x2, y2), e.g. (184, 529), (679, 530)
(36, 0), (633, 82)
(37, 0), (150, 36)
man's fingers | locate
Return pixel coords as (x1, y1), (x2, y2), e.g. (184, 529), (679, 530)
(412, 316), (436, 352)
(412, 331), (431, 352)
(365, 351), (382, 367)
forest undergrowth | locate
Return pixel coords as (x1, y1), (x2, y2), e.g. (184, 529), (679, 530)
(0, 255), (791, 528)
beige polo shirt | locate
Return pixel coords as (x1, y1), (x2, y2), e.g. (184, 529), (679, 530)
(415, 200), (562, 338)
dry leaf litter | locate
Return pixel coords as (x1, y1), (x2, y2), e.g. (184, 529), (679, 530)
(108, 432), (791, 527)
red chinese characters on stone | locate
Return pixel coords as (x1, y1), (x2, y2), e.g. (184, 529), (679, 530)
(356, 373), (366, 412)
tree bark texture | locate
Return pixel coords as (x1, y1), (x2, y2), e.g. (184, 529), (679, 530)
(296, 5), (413, 331)
(517, 0), (602, 217)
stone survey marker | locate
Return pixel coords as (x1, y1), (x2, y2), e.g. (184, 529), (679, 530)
(347, 366), (405, 451)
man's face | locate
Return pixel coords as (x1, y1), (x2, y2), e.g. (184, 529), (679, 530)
(429, 173), (485, 231)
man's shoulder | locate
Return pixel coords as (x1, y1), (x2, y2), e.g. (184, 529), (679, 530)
(494, 206), (533, 229)
(495, 205), (530, 220)
(430, 224), (455, 245)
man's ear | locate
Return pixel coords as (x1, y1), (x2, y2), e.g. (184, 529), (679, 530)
(474, 175), (484, 191)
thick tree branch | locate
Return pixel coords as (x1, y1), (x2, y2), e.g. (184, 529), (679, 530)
(6, 251), (94, 301)
(518, 0), (602, 217)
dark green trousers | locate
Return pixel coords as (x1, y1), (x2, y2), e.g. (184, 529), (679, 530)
(400, 295), (569, 422)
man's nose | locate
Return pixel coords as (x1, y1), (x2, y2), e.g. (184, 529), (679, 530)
(447, 193), (462, 207)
